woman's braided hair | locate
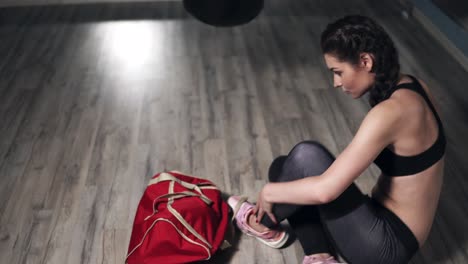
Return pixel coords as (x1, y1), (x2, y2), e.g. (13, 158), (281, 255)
(320, 15), (400, 107)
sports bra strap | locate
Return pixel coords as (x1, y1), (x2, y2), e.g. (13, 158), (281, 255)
(393, 75), (442, 125)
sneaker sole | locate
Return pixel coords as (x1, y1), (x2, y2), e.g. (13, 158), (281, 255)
(248, 228), (289, 248)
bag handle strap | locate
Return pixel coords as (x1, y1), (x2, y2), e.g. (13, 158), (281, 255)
(148, 172), (217, 195)
(149, 172), (215, 205)
(167, 180), (213, 249)
(154, 191), (213, 206)
(144, 191), (214, 221)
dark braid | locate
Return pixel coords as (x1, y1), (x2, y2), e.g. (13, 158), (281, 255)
(320, 15), (400, 107)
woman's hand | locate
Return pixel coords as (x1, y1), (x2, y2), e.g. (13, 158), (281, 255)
(253, 184), (278, 225)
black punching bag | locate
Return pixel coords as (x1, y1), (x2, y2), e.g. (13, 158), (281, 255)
(183, 0), (264, 27)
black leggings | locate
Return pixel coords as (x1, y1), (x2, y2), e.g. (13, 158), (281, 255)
(260, 141), (419, 264)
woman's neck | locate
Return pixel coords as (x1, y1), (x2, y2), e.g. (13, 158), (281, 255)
(397, 73), (411, 85)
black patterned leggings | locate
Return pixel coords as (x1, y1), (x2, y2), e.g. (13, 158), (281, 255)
(259, 141), (419, 264)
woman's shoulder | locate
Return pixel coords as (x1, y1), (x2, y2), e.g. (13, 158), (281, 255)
(365, 91), (417, 137)
(377, 91), (426, 134)
(370, 95), (405, 119)
(362, 99), (405, 141)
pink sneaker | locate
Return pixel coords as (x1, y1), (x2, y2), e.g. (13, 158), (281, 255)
(302, 255), (346, 264)
(227, 195), (289, 248)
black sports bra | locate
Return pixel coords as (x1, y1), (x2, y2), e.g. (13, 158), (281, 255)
(373, 75), (446, 177)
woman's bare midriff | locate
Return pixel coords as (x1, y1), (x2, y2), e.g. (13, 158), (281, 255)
(371, 158), (444, 247)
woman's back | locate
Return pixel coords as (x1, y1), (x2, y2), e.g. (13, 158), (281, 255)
(372, 75), (445, 246)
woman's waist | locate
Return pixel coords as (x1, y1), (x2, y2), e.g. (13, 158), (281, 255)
(372, 190), (433, 247)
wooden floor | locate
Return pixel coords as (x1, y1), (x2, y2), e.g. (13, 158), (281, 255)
(0, 1), (467, 263)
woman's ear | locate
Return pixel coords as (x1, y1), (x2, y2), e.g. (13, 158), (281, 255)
(360, 53), (374, 72)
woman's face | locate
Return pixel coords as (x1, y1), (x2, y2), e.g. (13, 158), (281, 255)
(323, 53), (375, 99)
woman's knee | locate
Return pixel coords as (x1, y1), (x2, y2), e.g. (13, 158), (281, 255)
(288, 141), (334, 163)
(284, 141), (335, 176)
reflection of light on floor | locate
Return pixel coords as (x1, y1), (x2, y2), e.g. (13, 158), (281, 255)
(102, 21), (161, 77)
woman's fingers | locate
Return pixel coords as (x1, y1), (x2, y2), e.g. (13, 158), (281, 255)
(257, 207), (265, 223)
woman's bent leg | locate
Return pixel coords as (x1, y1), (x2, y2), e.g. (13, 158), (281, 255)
(260, 141), (416, 263)
(261, 141), (338, 255)
(263, 141), (336, 223)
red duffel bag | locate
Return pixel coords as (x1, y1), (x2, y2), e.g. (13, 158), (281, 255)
(126, 171), (231, 264)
